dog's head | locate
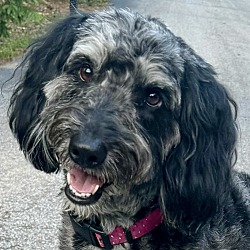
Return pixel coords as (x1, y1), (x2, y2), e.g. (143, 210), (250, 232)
(9, 8), (237, 230)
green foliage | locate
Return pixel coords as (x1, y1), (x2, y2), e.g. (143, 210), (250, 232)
(0, 0), (40, 37)
(0, 34), (32, 60)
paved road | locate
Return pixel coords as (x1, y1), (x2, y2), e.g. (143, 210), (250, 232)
(1, 0), (250, 249)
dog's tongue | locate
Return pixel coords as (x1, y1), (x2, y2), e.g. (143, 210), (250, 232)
(69, 168), (103, 194)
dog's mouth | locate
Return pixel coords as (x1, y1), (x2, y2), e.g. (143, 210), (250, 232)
(65, 167), (106, 205)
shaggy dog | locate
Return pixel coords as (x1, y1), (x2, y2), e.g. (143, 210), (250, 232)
(9, 8), (250, 250)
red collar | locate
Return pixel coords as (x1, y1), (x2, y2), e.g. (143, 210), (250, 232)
(69, 208), (163, 249)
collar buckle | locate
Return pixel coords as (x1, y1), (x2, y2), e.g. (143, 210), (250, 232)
(69, 214), (113, 249)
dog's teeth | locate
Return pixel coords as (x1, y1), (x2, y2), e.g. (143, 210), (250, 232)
(92, 185), (100, 195)
(69, 185), (92, 199)
(67, 173), (71, 185)
(69, 185), (76, 194)
(80, 193), (91, 198)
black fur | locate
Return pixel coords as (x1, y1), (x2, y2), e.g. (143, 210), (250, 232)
(161, 57), (238, 232)
(9, 14), (89, 173)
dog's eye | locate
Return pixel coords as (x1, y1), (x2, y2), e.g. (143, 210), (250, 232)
(145, 91), (162, 108)
(79, 65), (93, 82)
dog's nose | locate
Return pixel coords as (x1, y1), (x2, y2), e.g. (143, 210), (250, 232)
(69, 134), (107, 168)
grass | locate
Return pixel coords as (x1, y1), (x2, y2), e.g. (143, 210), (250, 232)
(0, 11), (45, 63)
(0, 0), (109, 65)
(0, 35), (33, 60)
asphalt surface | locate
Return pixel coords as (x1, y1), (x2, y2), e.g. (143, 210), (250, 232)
(1, 0), (250, 249)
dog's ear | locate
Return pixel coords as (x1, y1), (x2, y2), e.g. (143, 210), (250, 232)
(160, 49), (237, 233)
(9, 14), (89, 173)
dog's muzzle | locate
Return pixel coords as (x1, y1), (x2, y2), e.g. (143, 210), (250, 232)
(65, 133), (108, 205)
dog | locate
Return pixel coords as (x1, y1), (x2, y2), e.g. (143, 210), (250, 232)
(8, 8), (250, 249)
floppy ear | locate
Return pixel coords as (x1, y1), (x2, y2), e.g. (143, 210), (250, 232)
(160, 50), (237, 233)
(8, 14), (89, 173)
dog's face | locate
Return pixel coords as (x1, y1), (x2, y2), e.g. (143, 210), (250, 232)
(9, 8), (237, 228)
(36, 9), (181, 215)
